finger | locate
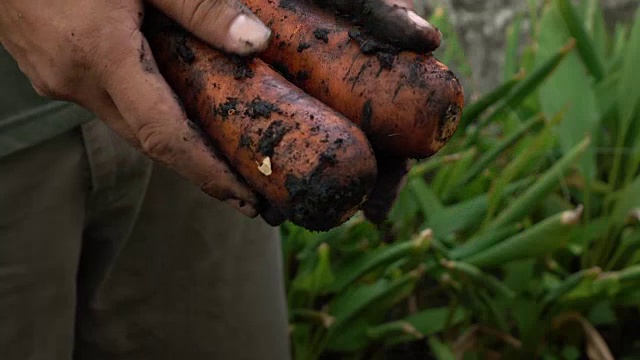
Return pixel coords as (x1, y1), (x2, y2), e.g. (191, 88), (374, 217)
(148, 0), (271, 55)
(364, 0), (442, 52)
(362, 155), (413, 224)
(90, 88), (260, 218)
(98, 30), (259, 217)
(84, 92), (143, 148)
(316, 0), (441, 53)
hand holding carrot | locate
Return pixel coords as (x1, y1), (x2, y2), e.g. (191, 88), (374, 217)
(0, 0), (276, 217)
(0, 0), (451, 228)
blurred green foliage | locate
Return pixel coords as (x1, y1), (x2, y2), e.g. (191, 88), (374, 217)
(281, 1), (640, 358)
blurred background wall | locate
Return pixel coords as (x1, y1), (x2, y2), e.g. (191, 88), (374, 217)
(416, 0), (638, 96)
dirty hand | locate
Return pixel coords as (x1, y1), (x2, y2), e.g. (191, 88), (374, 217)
(314, 0), (442, 53)
(0, 0), (437, 223)
(0, 0), (273, 217)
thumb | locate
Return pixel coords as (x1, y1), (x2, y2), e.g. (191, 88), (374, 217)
(149, 0), (272, 55)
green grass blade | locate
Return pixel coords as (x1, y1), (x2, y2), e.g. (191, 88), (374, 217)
(608, 175), (640, 234)
(441, 260), (516, 299)
(460, 114), (545, 186)
(432, 148), (477, 197)
(585, 0), (608, 60)
(556, 0), (605, 81)
(329, 230), (432, 293)
(606, 228), (640, 271)
(409, 149), (475, 179)
(384, 307), (465, 346)
(543, 267), (602, 305)
(468, 206), (584, 268)
(290, 309), (335, 329)
(613, 24), (629, 61)
(428, 337), (456, 360)
(291, 243), (335, 296)
(480, 39), (576, 128)
(618, 7), (640, 141)
(537, 4), (600, 194)
(366, 321), (423, 342)
(505, 15), (524, 81)
(459, 72), (524, 128)
(325, 266), (425, 347)
(489, 137), (590, 230)
(593, 265), (640, 297)
(408, 177), (444, 219)
(617, 265), (640, 283)
(451, 224), (523, 260)
(426, 178), (533, 238)
(397, 307), (465, 341)
(484, 123), (556, 223)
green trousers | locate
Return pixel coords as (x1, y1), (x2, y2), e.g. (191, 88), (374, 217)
(0, 120), (290, 359)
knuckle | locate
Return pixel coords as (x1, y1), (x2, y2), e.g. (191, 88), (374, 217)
(31, 82), (51, 98)
(137, 122), (179, 161)
(201, 177), (231, 200)
(31, 77), (73, 101)
(182, 0), (227, 30)
(96, 31), (140, 83)
(43, 77), (76, 101)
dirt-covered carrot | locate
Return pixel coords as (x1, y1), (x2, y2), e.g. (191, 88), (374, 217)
(246, 0), (465, 159)
(144, 15), (378, 231)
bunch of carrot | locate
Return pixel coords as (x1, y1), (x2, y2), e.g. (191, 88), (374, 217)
(144, 0), (465, 231)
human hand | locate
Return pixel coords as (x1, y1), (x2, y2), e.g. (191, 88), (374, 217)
(0, 0), (437, 224)
(0, 0), (274, 217)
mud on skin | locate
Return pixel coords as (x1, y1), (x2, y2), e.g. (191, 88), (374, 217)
(348, 27), (400, 70)
(311, 0), (441, 53)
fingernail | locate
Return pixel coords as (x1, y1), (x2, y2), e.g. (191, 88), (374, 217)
(227, 14), (272, 55)
(406, 10), (435, 30)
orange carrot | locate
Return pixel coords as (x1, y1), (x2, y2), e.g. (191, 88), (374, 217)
(247, 0), (465, 159)
(145, 14), (378, 231)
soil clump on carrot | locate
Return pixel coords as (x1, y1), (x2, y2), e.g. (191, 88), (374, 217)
(258, 120), (290, 156)
(230, 56), (255, 79)
(245, 97), (282, 119)
(284, 137), (368, 230)
(313, 28), (331, 43)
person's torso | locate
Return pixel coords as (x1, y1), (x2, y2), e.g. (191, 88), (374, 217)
(0, 45), (93, 158)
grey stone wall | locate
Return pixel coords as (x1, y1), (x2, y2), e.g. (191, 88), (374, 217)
(416, 0), (638, 96)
